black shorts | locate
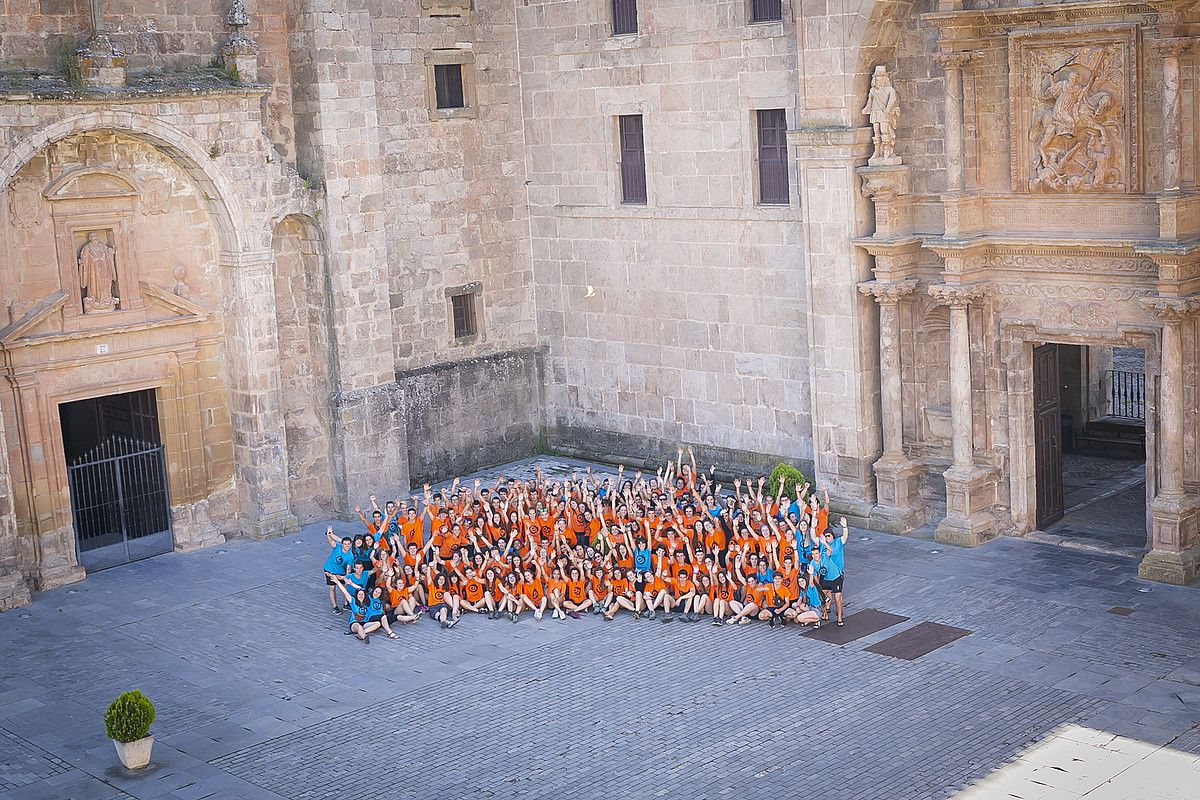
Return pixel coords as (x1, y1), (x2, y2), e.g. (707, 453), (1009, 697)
(427, 602), (448, 619)
(819, 575), (844, 593)
(325, 572), (337, 586)
(366, 614), (384, 625)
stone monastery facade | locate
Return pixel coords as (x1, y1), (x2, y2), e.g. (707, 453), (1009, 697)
(0, 0), (1198, 610)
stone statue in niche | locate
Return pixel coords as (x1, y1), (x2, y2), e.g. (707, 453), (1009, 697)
(862, 65), (901, 166)
(78, 231), (120, 312)
(1028, 46), (1125, 192)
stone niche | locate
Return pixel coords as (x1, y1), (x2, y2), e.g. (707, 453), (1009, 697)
(0, 131), (235, 589)
(1009, 24), (1139, 195)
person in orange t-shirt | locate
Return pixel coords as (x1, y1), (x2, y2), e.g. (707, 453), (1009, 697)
(603, 568), (639, 621)
(518, 566), (548, 620)
(545, 567), (568, 620)
(563, 566), (592, 618)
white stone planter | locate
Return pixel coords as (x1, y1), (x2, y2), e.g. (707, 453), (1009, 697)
(112, 735), (153, 769)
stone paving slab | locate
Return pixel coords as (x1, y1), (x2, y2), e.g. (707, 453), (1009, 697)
(1, 456), (1199, 799)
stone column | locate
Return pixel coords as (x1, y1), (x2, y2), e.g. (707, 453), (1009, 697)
(933, 51), (972, 194)
(1138, 296), (1200, 584)
(790, 125), (881, 524)
(0, 407), (32, 611)
(859, 279), (921, 531)
(221, 249), (299, 539)
(928, 283), (998, 546)
(1156, 37), (1188, 193)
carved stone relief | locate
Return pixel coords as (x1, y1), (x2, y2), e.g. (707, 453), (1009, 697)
(140, 173), (172, 215)
(1009, 26), (1138, 194)
(8, 178), (41, 228)
(990, 253), (1156, 275)
(993, 283), (1152, 302)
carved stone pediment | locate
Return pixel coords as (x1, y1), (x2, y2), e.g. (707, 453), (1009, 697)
(0, 283), (210, 350)
(43, 167), (139, 202)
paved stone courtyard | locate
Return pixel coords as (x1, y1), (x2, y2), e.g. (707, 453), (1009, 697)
(2, 457), (1199, 799)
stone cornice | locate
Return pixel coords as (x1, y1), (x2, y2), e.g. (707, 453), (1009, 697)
(1153, 36), (1197, 57)
(928, 282), (991, 307)
(852, 235), (924, 257)
(924, 0), (1157, 43)
(858, 279), (919, 304)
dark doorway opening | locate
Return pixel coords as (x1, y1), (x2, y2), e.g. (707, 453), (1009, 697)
(60, 389), (173, 571)
(1034, 345), (1147, 556)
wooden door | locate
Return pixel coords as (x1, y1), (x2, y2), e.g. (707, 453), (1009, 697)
(1034, 343), (1064, 528)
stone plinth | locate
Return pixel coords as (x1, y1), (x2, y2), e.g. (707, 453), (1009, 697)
(935, 465), (1000, 547)
(76, 33), (125, 89)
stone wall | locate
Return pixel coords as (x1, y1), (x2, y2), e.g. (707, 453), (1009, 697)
(369, 0), (537, 372)
(398, 346), (544, 486)
(517, 0), (814, 474)
(0, 1), (297, 160)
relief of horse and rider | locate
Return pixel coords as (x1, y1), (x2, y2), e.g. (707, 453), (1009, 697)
(1028, 45), (1127, 193)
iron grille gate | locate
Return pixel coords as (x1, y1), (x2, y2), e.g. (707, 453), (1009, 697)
(67, 435), (173, 571)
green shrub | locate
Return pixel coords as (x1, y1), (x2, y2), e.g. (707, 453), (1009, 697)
(767, 462), (807, 499)
(104, 690), (155, 742)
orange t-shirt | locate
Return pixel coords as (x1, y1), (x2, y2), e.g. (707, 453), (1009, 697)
(461, 577), (485, 604)
(521, 580), (545, 603)
(611, 576), (632, 597)
(426, 581), (447, 606)
(546, 577), (567, 598)
(566, 579), (587, 604)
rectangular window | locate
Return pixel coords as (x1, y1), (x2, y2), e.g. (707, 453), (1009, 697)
(451, 292), (477, 339)
(433, 63), (465, 110)
(612, 0), (638, 36)
(756, 109), (790, 205)
(750, 0), (783, 23)
(618, 114), (647, 205)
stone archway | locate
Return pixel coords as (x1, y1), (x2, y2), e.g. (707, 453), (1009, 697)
(0, 115), (297, 602)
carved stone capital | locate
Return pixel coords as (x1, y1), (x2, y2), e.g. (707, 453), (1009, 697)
(1140, 295), (1200, 323)
(928, 282), (989, 308)
(859, 279), (918, 305)
(1153, 36), (1194, 59)
(933, 50), (973, 71)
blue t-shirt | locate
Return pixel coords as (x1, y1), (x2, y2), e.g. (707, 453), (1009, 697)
(817, 554), (843, 582)
(323, 546), (352, 575)
(755, 567), (775, 585)
(805, 584), (822, 610)
(366, 596), (383, 619)
(633, 547), (651, 572)
(827, 537), (845, 572)
(345, 570), (370, 595)
(348, 597), (370, 624)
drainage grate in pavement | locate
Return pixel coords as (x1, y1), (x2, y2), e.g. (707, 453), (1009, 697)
(865, 621), (972, 661)
(802, 609), (909, 645)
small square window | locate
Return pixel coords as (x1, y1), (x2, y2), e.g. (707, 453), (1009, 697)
(451, 292), (478, 339)
(749, 0), (783, 23)
(612, 0), (638, 36)
(425, 51), (478, 120)
(434, 64), (465, 110)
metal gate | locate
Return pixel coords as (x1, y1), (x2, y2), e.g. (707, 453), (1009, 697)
(67, 435), (173, 571)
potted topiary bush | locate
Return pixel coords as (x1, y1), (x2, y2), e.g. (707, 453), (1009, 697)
(104, 689), (155, 769)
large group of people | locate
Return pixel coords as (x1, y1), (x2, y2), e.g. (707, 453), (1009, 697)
(321, 448), (852, 644)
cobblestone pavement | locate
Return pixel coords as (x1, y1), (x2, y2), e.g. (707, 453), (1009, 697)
(1, 457), (1199, 799)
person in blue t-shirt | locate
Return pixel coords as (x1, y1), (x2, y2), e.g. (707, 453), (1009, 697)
(322, 527), (354, 613)
(344, 561), (370, 598)
(816, 516), (850, 626)
(331, 578), (381, 644)
(793, 574), (822, 628)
